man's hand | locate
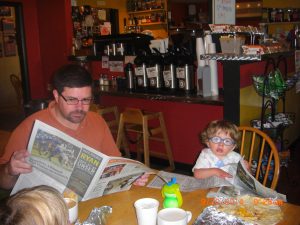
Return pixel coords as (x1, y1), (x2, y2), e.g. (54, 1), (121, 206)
(7, 150), (32, 176)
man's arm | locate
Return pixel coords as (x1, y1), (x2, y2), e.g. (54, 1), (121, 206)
(0, 150), (32, 190)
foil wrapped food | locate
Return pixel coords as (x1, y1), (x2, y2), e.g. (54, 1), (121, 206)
(75, 206), (112, 225)
(193, 206), (250, 225)
(193, 195), (283, 225)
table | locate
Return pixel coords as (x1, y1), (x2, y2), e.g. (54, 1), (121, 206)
(78, 184), (300, 225)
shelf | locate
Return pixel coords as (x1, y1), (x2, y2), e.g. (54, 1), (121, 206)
(127, 22), (167, 27)
(236, 13), (262, 18)
(128, 8), (165, 14)
(200, 53), (261, 61)
(259, 21), (300, 25)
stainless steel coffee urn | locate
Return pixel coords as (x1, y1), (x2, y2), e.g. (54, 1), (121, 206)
(134, 55), (148, 91)
(125, 63), (135, 91)
(163, 53), (177, 93)
(176, 55), (195, 94)
(146, 54), (164, 91)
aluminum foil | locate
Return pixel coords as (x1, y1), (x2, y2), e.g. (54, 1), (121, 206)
(193, 206), (252, 225)
(75, 206), (112, 225)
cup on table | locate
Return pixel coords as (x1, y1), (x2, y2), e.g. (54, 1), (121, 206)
(134, 198), (159, 225)
(64, 197), (78, 224)
(157, 208), (192, 225)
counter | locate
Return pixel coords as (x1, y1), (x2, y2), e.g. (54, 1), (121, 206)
(95, 86), (223, 105)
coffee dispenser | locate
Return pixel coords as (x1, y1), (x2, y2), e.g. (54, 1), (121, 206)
(134, 54), (148, 91)
(146, 51), (164, 91)
(163, 52), (178, 93)
(176, 51), (195, 94)
(124, 63), (135, 91)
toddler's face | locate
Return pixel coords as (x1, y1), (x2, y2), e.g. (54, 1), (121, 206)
(206, 129), (236, 159)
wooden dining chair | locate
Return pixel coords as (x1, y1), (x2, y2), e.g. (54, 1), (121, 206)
(238, 126), (280, 190)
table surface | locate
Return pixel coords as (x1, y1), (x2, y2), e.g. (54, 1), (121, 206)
(78, 184), (300, 225)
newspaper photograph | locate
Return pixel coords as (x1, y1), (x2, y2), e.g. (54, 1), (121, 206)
(11, 120), (152, 201)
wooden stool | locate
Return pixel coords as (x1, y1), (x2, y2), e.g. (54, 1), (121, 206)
(90, 104), (131, 158)
(116, 107), (175, 171)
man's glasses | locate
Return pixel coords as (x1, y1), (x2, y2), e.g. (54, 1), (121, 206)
(59, 93), (93, 105)
(209, 136), (236, 146)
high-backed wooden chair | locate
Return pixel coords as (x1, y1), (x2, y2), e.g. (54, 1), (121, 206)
(116, 108), (175, 171)
(89, 104), (130, 158)
(9, 74), (23, 111)
(238, 126), (280, 190)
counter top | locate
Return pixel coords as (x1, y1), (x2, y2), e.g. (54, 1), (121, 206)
(95, 86), (224, 106)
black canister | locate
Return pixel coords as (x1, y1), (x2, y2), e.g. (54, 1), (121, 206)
(125, 63), (135, 91)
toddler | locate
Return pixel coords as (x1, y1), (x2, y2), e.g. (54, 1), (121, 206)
(193, 120), (245, 179)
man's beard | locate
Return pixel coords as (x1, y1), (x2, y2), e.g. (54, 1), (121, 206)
(66, 110), (87, 123)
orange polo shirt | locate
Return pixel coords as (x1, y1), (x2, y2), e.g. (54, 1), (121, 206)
(0, 101), (121, 163)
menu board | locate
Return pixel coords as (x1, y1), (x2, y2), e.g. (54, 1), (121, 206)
(213, 0), (236, 25)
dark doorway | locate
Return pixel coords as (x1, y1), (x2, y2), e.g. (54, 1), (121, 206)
(0, 2), (29, 130)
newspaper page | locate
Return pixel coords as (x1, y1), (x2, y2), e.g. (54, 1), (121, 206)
(147, 171), (232, 191)
(208, 160), (287, 201)
(11, 120), (152, 201)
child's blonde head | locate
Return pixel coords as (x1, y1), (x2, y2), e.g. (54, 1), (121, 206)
(200, 120), (240, 144)
(0, 185), (69, 225)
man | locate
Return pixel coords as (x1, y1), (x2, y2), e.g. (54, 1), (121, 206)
(0, 64), (121, 189)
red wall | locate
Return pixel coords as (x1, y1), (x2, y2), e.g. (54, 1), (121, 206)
(100, 96), (223, 164)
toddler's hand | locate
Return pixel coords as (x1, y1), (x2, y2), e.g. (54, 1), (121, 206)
(215, 168), (232, 178)
(242, 160), (251, 172)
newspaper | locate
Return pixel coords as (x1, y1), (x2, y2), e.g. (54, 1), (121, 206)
(148, 161), (286, 201)
(11, 120), (152, 201)
(147, 171), (233, 192)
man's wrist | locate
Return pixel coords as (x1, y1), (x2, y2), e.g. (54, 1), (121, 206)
(4, 163), (18, 177)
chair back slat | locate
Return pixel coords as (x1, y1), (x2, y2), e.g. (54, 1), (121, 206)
(238, 126), (280, 190)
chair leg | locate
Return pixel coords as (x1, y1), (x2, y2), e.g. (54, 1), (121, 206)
(159, 112), (175, 171)
(143, 117), (150, 167)
(136, 133), (143, 161)
(116, 115), (131, 158)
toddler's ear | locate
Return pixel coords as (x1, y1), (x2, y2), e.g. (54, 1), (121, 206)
(205, 141), (210, 148)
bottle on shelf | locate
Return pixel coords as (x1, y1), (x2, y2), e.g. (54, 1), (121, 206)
(295, 25), (300, 49)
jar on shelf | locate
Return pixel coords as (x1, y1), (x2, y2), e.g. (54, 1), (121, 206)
(262, 8), (269, 22)
(284, 9), (293, 22)
(275, 9), (283, 22)
(292, 9), (300, 22)
(269, 8), (277, 22)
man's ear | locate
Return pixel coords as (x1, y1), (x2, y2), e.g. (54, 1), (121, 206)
(53, 89), (59, 102)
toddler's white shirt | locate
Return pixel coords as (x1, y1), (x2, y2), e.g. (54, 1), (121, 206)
(192, 148), (241, 172)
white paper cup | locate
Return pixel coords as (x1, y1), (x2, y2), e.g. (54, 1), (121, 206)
(157, 208), (192, 225)
(64, 197), (78, 224)
(134, 198), (159, 225)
